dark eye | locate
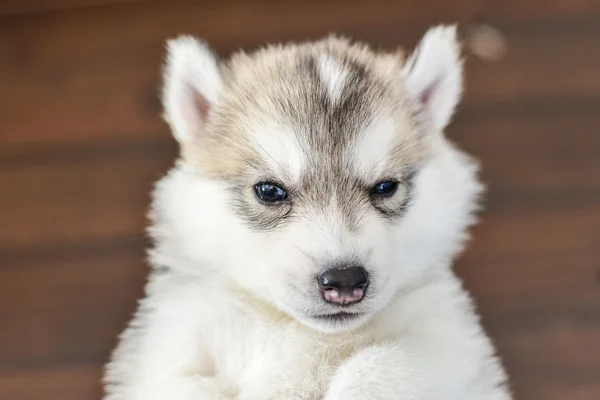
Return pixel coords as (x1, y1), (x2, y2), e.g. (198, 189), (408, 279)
(254, 182), (288, 203)
(370, 181), (398, 197)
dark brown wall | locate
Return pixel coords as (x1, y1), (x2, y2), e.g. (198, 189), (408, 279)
(1, 1), (599, 399)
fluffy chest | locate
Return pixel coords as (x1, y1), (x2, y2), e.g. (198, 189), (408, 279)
(204, 303), (372, 399)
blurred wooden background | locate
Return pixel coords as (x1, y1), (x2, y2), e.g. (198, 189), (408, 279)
(1, 1), (599, 399)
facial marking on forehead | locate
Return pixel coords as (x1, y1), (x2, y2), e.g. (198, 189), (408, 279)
(351, 116), (400, 178)
(317, 54), (349, 103)
(248, 122), (305, 182)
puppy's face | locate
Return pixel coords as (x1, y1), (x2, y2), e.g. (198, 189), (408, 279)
(155, 28), (477, 332)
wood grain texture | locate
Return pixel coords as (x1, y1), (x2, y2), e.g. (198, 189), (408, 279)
(0, 1), (599, 399)
(1, 1), (600, 151)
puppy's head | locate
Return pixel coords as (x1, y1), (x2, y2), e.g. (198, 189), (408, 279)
(152, 26), (481, 332)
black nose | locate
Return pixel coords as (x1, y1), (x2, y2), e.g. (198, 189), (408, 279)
(317, 266), (369, 305)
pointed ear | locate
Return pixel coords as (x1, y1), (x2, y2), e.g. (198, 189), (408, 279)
(162, 36), (221, 143)
(402, 25), (463, 131)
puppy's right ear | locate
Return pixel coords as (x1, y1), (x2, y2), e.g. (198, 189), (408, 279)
(401, 25), (463, 132)
(162, 36), (221, 144)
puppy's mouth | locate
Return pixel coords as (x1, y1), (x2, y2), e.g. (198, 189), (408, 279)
(311, 311), (363, 322)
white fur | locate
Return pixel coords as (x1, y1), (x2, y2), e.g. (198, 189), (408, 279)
(352, 116), (403, 178)
(249, 122), (306, 183)
(163, 36), (222, 143)
(317, 55), (349, 103)
(402, 25), (463, 131)
(103, 26), (511, 400)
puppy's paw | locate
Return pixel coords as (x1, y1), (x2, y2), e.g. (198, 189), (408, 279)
(325, 344), (415, 400)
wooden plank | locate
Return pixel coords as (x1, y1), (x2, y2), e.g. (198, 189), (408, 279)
(450, 108), (600, 212)
(0, 365), (102, 400)
(459, 253), (600, 308)
(2, 0), (600, 21)
(467, 207), (600, 261)
(0, 1), (599, 151)
(0, 249), (146, 371)
(482, 0), (600, 21)
(0, 0), (143, 16)
(501, 329), (600, 400)
(0, 140), (176, 253)
(467, 24), (600, 101)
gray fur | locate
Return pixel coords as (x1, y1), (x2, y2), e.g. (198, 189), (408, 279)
(185, 36), (425, 233)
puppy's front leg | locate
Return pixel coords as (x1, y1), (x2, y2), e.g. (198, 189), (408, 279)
(103, 283), (235, 400)
(325, 343), (418, 400)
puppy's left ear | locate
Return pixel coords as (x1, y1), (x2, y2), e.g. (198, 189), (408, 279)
(402, 25), (463, 131)
(162, 36), (221, 144)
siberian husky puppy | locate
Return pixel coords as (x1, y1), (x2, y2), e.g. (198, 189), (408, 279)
(103, 25), (511, 400)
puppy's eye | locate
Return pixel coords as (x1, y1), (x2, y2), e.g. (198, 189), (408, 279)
(254, 182), (288, 203)
(370, 181), (398, 197)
